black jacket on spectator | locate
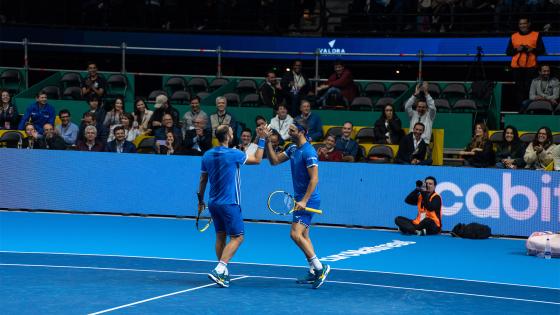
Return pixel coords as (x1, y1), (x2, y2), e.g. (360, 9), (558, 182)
(183, 128), (212, 156)
(373, 117), (403, 144)
(149, 106), (180, 132)
(76, 140), (105, 152)
(395, 133), (428, 164)
(77, 123), (109, 144)
(21, 138), (44, 149)
(260, 82), (283, 108)
(495, 141), (526, 168)
(105, 140), (137, 153)
(38, 135), (67, 150)
(465, 141), (494, 168)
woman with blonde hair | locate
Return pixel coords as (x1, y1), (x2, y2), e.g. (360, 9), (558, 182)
(460, 122), (494, 167)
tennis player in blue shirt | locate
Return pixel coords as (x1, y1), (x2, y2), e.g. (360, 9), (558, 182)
(265, 121), (330, 289)
(198, 125), (267, 288)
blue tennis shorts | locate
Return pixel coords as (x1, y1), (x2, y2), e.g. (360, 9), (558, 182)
(292, 200), (320, 228)
(208, 203), (244, 236)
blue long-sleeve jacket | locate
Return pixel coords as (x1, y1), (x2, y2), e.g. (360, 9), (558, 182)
(296, 113), (323, 142)
(18, 102), (55, 134)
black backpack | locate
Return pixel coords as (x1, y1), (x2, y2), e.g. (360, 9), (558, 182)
(451, 223), (492, 239)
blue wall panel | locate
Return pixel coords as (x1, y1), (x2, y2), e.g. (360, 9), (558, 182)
(1, 26), (559, 62)
(0, 149), (558, 237)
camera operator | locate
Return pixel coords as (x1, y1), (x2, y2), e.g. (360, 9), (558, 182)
(395, 176), (442, 236)
(506, 17), (546, 111)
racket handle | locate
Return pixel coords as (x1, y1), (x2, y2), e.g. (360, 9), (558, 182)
(304, 207), (323, 214)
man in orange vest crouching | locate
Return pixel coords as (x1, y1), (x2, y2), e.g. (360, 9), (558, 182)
(395, 176), (442, 236)
(506, 17), (546, 111)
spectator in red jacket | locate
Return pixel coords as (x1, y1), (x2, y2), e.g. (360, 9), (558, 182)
(315, 60), (357, 107)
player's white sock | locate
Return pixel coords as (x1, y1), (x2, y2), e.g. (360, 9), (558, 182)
(309, 256), (322, 271)
(307, 259), (315, 274)
(215, 261), (228, 275)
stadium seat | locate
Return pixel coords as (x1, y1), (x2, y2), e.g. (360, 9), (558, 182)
(60, 72), (82, 89)
(209, 78), (229, 91)
(241, 93), (261, 107)
(452, 99), (477, 111)
(187, 77), (208, 94)
(519, 132), (536, 143)
(367, 145), (393, 163)
(0, 130), (23, 148)
(489, 130), (503, 143)
(165, 77), (186, 95)
(442, 83), (467, 98)
(170, 91), (191, 104)
(427, 83), (441, 98)
(0, 69), (21, 95)
(41, 85), (61, 99)
(525, 100), (553, 115)
(355, 127), (375, 144)
(106, 74), (128, 98)
(364, 82), (385, 98)
(385, 83), (409, 98)
(350, 96), (373, 111)
(434, 98), (451, 112)
(62, 86), (83, 100)
(553, 134), (560, 145)
(374, 97), (395, 110)
(197, 91), (210, 100)
(134, 135), (155, 153)
(223, 92), (240, 106)
(235, 79), (257, 94)
(326, 126), (343, 138)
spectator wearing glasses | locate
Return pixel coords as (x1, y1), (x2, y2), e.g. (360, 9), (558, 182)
(524, 126), (556, 170)
(154, 113), (182, 143)
(182, 96), (209, 136)
(183, 116), (212, 156)
(55, 109), (79, 145)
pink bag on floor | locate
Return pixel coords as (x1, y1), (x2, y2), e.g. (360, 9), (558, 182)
(526, 232), (560, 258)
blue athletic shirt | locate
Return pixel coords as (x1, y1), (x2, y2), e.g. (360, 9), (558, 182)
(283, 142), (320, 203)
(201, 146), (247, 205)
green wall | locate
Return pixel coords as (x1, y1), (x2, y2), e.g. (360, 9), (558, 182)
(504, 115), (560, 132)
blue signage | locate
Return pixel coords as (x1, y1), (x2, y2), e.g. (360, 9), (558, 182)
(1, 26), (559, 62)
(0, 149), (558, 237)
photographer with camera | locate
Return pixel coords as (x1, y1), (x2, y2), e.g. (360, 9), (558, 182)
(395, 176), (442, 236)
(506, 17), (546, 111)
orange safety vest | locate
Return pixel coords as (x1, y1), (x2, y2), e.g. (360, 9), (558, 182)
(510, 31), (539, 68)
(412, 192), (441, 228)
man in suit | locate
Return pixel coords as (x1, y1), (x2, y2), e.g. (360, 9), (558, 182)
(395, 122), (431, 165)
(105, 125), (137, 153)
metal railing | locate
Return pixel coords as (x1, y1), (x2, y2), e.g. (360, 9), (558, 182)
(2, 38), (559, 90)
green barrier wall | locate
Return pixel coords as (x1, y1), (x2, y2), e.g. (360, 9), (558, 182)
(504, 115), (560, 132)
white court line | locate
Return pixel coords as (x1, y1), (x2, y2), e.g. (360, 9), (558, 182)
(2, 263), (559, 306)
(88, 276), (249, 315)
(1, 250), (558, 291)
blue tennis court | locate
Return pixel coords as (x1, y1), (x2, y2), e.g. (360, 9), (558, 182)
(1, 211), (559, 314)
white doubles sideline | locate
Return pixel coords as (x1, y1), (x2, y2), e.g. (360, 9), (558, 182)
(0, 250), (557, 290)
(1, 262), (559, 314)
